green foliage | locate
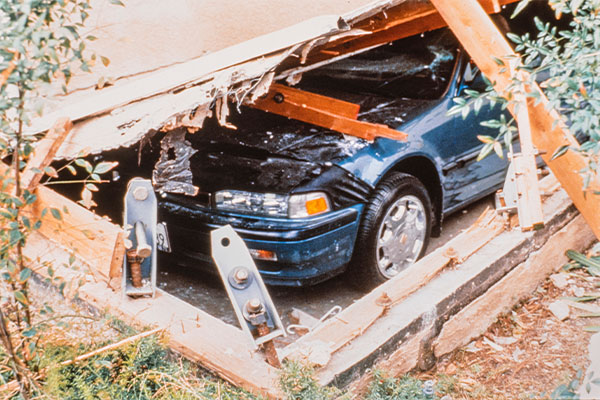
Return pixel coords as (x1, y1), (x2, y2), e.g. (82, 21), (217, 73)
(279, 361), (347, 400)
(365, 371), (439, 400)
(0, 1), (117, 397)
(41, 335), (260, 400)
(450, 0), (600, 186)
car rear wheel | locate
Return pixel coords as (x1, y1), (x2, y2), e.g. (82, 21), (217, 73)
(350, 172), (432, 288)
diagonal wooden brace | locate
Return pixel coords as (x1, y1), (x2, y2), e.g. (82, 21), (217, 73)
(429, 0), (600, 239)
(250, 83), (408, 141)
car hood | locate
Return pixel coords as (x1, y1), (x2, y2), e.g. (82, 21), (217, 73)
(156, 98), (430, 209)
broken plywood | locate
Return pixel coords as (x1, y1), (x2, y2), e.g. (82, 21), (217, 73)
(41, 0), (519, 160)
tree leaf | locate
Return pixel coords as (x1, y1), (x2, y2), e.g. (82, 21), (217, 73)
(22, 328), (37, 338)
(551, 145), (569, 161)
(50, 208), (62, 220)
(13, 290), (29, 305)
(19, 267), (32, 283)
(93, 161), (118, 174)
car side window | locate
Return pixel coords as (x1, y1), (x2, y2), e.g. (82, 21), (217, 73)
(463, 62), (487, 92)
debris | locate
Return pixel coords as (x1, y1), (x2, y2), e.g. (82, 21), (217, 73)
(152, 129), (199, 196)
(482, 337), (504, 352)
(548, 300), (570, 321)
(550, 273), (569, 289)
(491, 335), (518, 346)
(511, 347), (525, 362)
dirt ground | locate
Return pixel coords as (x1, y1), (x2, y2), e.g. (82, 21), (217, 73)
(415, 247), (600, 399)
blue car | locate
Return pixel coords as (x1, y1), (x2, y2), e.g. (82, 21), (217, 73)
(157, 29), (508, 287)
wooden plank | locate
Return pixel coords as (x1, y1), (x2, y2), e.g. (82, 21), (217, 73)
(30, 185), (123, 279)
(250, 83), (407, 141)
(21, 117), (72, 190)
(315, 187), (580, 387)
(283, 207), (505, 364)
(260, 83), (360, 119)
(22, 231), (282, 399)
(433, 213), (595, 357)
(428, 0), (600, 239)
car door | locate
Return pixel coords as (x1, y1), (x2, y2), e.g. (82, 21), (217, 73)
(439, 60), (509, 212)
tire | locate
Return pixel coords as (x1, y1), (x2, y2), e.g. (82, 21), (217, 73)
(349, 172), (432, 288)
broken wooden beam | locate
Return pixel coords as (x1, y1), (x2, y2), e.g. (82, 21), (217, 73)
(250, 83), (407, 141)
(283, 205), (506, 365)
(432, 213), (593, 357)
(21, 117), (73, 190)
(428, 0), (600, 239)
(22, 231), (282, 398)
(317, 183), (592, 389)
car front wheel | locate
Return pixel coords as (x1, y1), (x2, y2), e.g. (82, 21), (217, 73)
(350, 172), (432, 288)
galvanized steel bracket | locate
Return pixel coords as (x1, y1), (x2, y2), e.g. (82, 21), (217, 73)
(122, 178), (157, 297)
(211, 225), (286, 348)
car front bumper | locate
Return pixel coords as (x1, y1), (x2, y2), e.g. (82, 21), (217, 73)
(158, 200), (363, 286)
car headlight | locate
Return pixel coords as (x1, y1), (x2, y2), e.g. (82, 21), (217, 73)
(214, 190), (331, 218)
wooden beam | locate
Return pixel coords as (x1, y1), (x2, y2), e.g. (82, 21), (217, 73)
(0, 159), (123, 279)
(30, 185), (123, 279)
(433, 213), (594, 357)
(21, 117), (72, 190)
(22, 232), (282, 398)
(428, 0), (600, 239)
(250, 83), (407, 141)
(283, 207), (505, 364)
(513, 95), (544, 230)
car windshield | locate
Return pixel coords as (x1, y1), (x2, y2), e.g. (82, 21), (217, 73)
(299, 29), (458, 100)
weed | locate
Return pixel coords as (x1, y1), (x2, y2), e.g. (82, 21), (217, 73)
(279, 361), (347, 400)
(365, 370), (439, 400)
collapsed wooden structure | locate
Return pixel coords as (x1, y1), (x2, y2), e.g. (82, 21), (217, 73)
(7, 0), (600, 397)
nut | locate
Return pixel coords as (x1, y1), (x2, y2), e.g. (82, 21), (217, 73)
(233, 267), (249, 284)
(246, 298), (264, 314)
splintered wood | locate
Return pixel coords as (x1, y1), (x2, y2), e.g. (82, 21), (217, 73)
(283, 208), (506, 365)
(21, 117), (73, 190)
(250, 83), (408, 141)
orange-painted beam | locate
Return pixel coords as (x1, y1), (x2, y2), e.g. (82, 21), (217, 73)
(250, 83), (407, 141)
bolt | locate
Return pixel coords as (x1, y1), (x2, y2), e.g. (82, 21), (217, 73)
(133, 186), (149, 201)
(233, 267), (249, 284)
(246, 298), (263, 314)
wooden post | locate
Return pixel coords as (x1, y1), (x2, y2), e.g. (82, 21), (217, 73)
(428, 0), (600, 239)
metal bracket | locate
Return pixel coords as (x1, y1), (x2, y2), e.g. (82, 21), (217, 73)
(211, 225), (286, 349)
(122, 178), (157, 297)
(495, 159), (518, 214)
